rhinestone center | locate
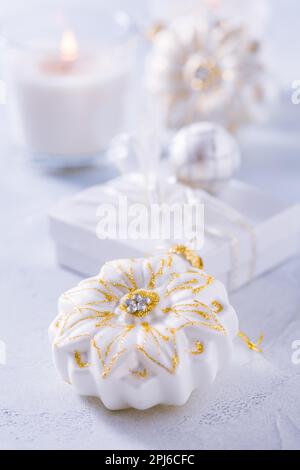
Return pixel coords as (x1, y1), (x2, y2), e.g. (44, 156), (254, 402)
(121, 289), (160, 318)
(184, 55), (221, 92)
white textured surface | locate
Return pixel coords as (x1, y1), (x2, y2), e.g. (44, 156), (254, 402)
(0, 0), (300, 450)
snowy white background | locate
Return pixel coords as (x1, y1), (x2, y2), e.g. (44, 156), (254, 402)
(0, 0), (300, 450)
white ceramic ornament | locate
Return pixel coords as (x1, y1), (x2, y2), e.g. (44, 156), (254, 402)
(170, 122), (240, 193)
(49, 246), (239, 410)
(146, 15), (275, 130)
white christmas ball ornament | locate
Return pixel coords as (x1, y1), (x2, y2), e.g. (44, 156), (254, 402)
(49, 246), (239, 410)
(170, 122), (240, 193)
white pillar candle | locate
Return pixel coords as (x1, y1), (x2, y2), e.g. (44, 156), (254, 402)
(5, 30), (131, 165)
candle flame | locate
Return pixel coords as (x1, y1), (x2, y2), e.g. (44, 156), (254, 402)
(60, 30), (78, 62)
(207, 0), (220, 8)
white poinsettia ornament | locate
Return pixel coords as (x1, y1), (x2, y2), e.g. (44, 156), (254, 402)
(49, 246), (240, 410)
(146, 16), (275, 131)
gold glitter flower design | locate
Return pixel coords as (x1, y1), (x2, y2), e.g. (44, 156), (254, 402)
(50, 249), (233, 381)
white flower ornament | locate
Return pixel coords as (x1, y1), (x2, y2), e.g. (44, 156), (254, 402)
(146, 16), (275, 131)
(49, 246), (239, 410)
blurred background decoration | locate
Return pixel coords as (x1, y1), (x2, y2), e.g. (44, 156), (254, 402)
(0, 0), (298, 171)
(147, 0), (271, 36)
(146, 12), (276, 131)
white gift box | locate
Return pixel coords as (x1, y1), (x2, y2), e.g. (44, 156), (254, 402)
(49, 174), (300, 291)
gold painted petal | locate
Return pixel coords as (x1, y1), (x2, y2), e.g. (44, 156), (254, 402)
(100, 258), (145, 295)
(92, 323), (137, 379)
(143, 253), (189, 289)
(143, 255), (167, 290)
(53, 310), (116, 348)
(165, 300), (226, 336)
(59, 276), (119, 319)
(176, 317), (226, 336)
(164, 270), (214, 300)
(142, 252), (196, 293)
(136, 323), (179, 375)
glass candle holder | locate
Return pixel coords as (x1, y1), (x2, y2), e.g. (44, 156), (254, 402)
(2, 5), (136, 168)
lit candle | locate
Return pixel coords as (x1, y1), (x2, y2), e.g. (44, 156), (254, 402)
(39, 30), (79, 75)
(61, 30), (78, 63)
(5, 29), (131, 166)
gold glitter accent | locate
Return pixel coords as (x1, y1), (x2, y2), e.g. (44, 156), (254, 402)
(145, 326), (161, 354)
(74, 351), (90, 369)
(92, 325), (134, 379)
(110, 281), (131, 291)
(131, 368), (148, 379)
(238, 331), (264, 353)
(80, 276), (131, 296)
(177, 320), (225, 334)
(68, 334), (91, 343)
(67, 287), (116, 302)
(121, 289), (160, 318)
(64, 313), (115, 335)
(54, 317), (114, 348)
(163, 307), (173, 314)
(117, 264), (138, 291)
(211, 301), (223, 313)
(104, 326), (135, 358)
(163, 304), (210, 321)
(142, 322), (150, 331)
(63, 288), (118, 319)
(149, 326), (170, 343)
(85, 300), (114, 307)
(147, 263), (156, 289)
(137, 347), (178, 374)
(141, 323), (170, 352)
(137, 327), (178, 374)
(165, 273), (214, 297)
(98, 279), (119, 302)
(60, 294), (82, 315)
(169, 245), (204, 270)
(166, 300), (226, 334)
(191, 341), (204, 355)
(147, 259), (165, 289)
(170, 272), (180, 280)
(192, 276), (214, 293)
(94, 319), (115, 329)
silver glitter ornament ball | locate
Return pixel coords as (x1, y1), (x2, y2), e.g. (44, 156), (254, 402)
(170, 122), (241, 193)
